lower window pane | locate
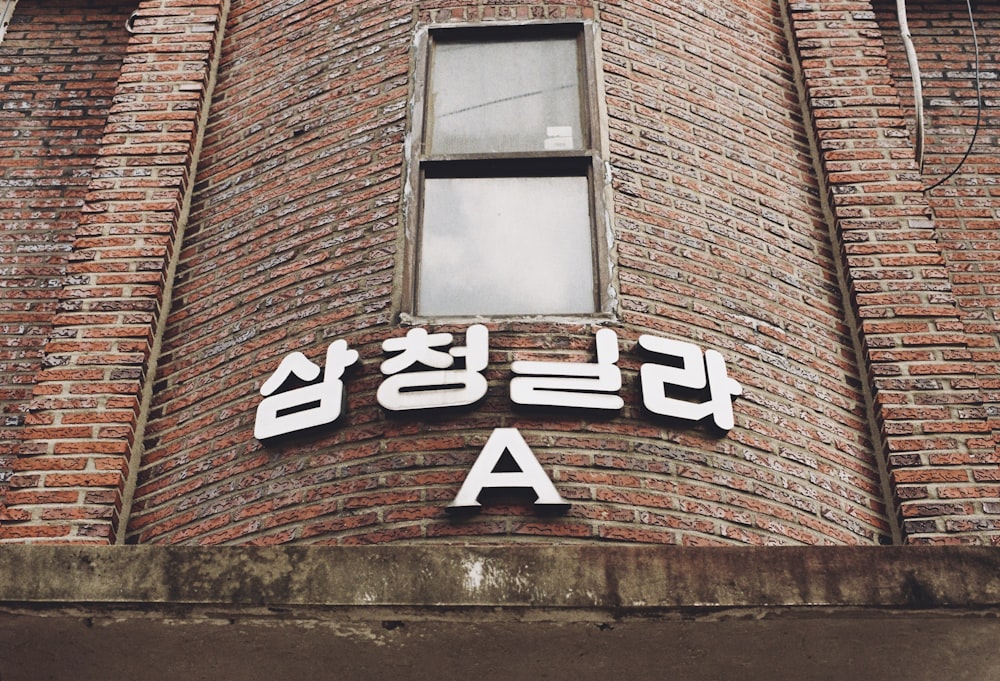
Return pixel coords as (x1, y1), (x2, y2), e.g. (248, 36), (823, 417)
(417, 176), (596, 317)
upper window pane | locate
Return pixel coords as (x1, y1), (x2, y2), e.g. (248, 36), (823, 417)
(417, 175), (596, 317)
(426, 36), (584, 155)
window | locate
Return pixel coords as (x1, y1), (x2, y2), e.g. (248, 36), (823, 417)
(403, 22), (610, 318)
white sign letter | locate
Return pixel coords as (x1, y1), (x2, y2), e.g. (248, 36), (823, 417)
(638, 334), (742, 431)
(448, 428), (570, 512)
(510, 328), (623, 411)
(378, 325), (489, 411)
(254, 340), (360, 440)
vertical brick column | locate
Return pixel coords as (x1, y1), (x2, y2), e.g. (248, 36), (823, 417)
(0, 1), (135, 528)
(785, 1), (990, 542)
(1, 0), (228, 542)
(874, 1), (1000, 540)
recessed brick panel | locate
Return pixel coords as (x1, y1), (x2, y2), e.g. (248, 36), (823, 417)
(0, 0), (134, 522)
(127, 0), (890, 546)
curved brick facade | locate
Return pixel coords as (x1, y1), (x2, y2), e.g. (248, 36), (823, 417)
(2, 0), (997, 546)
(126, 0), (887, 546)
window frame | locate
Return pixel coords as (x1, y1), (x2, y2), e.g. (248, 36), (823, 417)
(399, 20), (614, 322)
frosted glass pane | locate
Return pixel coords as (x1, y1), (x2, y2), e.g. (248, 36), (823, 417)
(427, 38), (584, 154)
(417, 176), (596, 316)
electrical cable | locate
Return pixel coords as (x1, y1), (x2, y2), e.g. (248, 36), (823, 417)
(897, 0), (925, 169)
(923, 0), (983, 192)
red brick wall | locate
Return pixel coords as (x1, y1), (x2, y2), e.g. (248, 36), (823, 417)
(125, 0), (890, 546)
(1, 0), (226, 542)
(4, 0), (995, 546)
(0, 0), (134, 530)
(874, 0), (1000, 542)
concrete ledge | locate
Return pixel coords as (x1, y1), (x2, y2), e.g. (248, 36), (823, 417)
(2, 546), (1000, 681)
(2, 545), (1000, 609)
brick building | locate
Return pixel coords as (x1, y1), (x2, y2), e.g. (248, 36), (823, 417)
(1, 0), (998, 678)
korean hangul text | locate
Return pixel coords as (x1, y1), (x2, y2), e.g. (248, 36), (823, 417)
(510, 328), (623, 411)
(377, 324), (489, 411)
(638, 334), (742, 431)
(254, 339), (360, 440)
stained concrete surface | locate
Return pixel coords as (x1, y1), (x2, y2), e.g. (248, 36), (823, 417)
(2, 545), (999, 680)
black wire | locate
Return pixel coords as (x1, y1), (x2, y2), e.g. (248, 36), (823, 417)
(924, 0), (983, 192)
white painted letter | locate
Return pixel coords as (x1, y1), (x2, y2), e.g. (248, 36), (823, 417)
(448, 428), (570, 512)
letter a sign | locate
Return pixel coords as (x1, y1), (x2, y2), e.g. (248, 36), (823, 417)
(448, 428), (570, 512)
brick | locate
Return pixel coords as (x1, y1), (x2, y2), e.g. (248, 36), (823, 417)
(5, 0), (998, 549)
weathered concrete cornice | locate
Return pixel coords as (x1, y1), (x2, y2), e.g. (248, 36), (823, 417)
(4, 545), (1000, 681)
(3, 545), (999, 611)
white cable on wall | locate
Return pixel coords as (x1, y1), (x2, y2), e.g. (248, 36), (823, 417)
(896, 0), (926, 170)
(0, 0), (19, 44)
(897, 0), (983, 190)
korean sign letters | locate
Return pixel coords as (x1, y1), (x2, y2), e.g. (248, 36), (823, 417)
(256, 326), (742, 513)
